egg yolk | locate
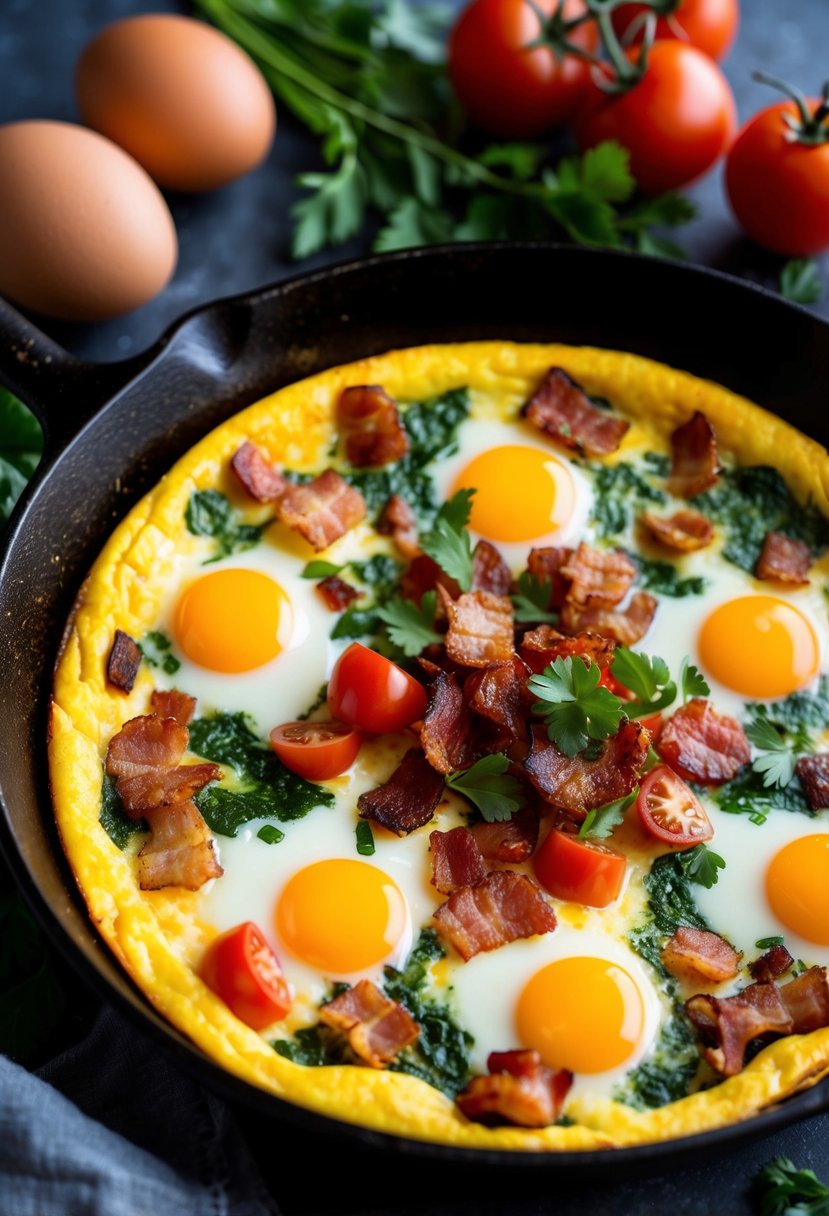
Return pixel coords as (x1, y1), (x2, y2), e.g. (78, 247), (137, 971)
(766, 834), (829, 946)
(276, 859), (407, 973)
(451, 445), (575, 543)
(173, 568), (288, 673)
(698, 595), (819, 699)
(516, 957), (644, 1074)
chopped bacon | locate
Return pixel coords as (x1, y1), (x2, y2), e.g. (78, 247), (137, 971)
(779, 966), (829, 1033)
(337, 385), (409, 468)
(464, 657), (533, 750)
(106, 630), (142, 693)
(522, 367), (629, 458)
(524, 720), (650, 817)
(756, 531), (812, 585)
(657, 698), (750, 785)
(456, 1049), (572, 1128)
(320, 979), (419, 1068)
(470, 805), (539, 863)
(661, 926), (741, 985)
(561, 544), (637, 609)
(472, 541), (512, 597)
(641, 509), (714, 553)
(667, 411), (721, 498)
(316, 575), (359, 612)
(277, 469), (366, 552)
(795, 754), (829, 811)
(686, 981), (793, 1077)
(116, 760), (222, 818)
(151, 689), (196, 726)
(106, 714), (221, 818)
(137, 800), (223, 891)
(750, 944), (794, 983)
(420, 671), (476, 774)
(378, 494), (420, 559)
(433, 870), (556, 961)
(357, 748), (445, 835)
(560, 592), (658, 647)
(231, 441), (288, 502)
(527, 546), (573, 609)
(520, 626), (615, 675)
(430, 827), (488, 894)
(401, 554), (460, 607)
(440, 587), (515, 668)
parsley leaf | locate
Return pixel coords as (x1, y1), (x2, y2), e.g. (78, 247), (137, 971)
(679, 657), (710, 704)
(376, 590), (441, 656)
(612, 648), (678, 716)
(0, 388), (42, 526)
(579, 791), (635, 840)
(529, 657), (626, 757)
(746, 718), (799, 789)
(446, 754), (526, 822)
(756, 1156), (829, 1216)
(677, 843), (726, 890)
(713, 766), (813, 824)
(185, 489), (267, 562)
(419, 489), (474, 590)
(511, 571), (558, 624)
(780, 259), (823, 306)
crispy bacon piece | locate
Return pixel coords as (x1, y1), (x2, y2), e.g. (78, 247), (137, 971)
(106, 630), (142, 693)
(686, 981), (793, 1077)
(561, 544), (637, 609)
(527, 546), (573, 609)
(750, 944), (794, 983)
(524, 720), (650, 818)
(137, 800), (223, 891)
(357, 748), (445, 835)
(440, 587), (515, 668)
(657, 698), (750, 785)
(430, 827), (488, 894)
(756, 531), (812, 585)
(378, 494), (420, 559)
(559, 592), (658, 647)
(667, 411), (721, 498)
(778, 966), (829, 1033)
(456, 1049), (572, 1129)
(106, 714), (221, 818)
(151, 689), (196, 726)
(795, 754), (829, 811)
(472, 541), (512, 597)
(231, 440), (288, 502)
(420, 671), (476, 774)
(277, 469), (366, 552)
(401, 554), (460, 607)
(641, 509), (714, 553)
(320, 979), (419, 1068)
(464, 657), (533, 750)
(522, 368), (629, 458)
(470, 805), (539, 863)
(337, 385), (409, 468)
(520, 626), (615, 675)
(316, 575), (359, 612)
(433, 870), (556, 961)
(661, 926), (741, 985)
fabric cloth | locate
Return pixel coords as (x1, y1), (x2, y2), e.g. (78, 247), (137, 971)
(0, 1005), (279, 1216)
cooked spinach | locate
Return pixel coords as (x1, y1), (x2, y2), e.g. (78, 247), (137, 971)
(713, 766), (813, 826)
(330, 555), (405, 645)
(745, 676), (829, 748)
(589, 461), (665, 540)
(185, 489), (268, 562)
(632, 555), (706, 598)
(138, 630), (181, 676)
(629, 851), (709, 975)
(272, 1025), (345, 1066)
(99, 772), (146, 849)
(615, 1015), (699, 1109)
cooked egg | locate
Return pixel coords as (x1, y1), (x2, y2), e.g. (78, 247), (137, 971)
(766, 834), (829, 948)
(174, 568), (292, 673)
(698, 595), (820, 699)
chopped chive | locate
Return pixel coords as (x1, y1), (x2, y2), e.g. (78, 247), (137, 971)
(755, 935), (785, 949)
(356, 821), (375, 856)
(257, 825), (285, 845)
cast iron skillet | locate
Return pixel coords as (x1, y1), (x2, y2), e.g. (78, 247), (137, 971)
(2, 243), (829, 1174)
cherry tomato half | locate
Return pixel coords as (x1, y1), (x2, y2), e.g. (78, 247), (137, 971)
(611, 0), (740, 63)
(636, 763), (713, 847)
(533, 829), (627, 908)
(201, 922), (292, 1030)
(328, 642), (427, 734)
(270, 720), (361, 780)
(449, 0), (598, 138)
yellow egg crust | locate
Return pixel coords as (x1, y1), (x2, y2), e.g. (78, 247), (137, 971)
(49, 342), (829, 1152)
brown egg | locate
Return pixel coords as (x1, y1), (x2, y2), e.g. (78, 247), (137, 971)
(75, 13), (276, 192)
(0, 120), (177, 321)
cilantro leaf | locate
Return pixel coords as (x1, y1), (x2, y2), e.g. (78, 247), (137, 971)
(612, 648), (678, 716)
(679, 657), (710, 704)
(677, 844), (726, 890)
(375, 590), (441, 656)
(446, 754), (526, 822)
(579, 791), (635, 840)
(756, 1156), (829, 1216)
(530, 657), (626, 757)
(746, 718), (798, 788)
(420, 489), (474, 591)
(780, 259), (823, 306)
(510, 571), (558, 624)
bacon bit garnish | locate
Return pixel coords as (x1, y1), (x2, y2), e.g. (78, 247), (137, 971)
(641, 509), (714, 553)
(756, 531), (812, 586)
(337, 385), (409, 468)
(749, 944), (794, 983)
(320, 979), (419, 1068)
(401, 554), (460, 607)
(778, 966), (829, 1033)
(464, 657), (533, 750)
(433, 870), (556, 961)
(420, 670), (476, 775)
(357, 748), (445, 836)
(137, 800), (223, 891)
(685, 981), (793, 1077)
(520, 626), (615, 676)
(151, 689), (196, 727)
(378, 494), (420, 559)
(661, 926), (741, 986)
(559, 591), (658, 647)
(524, 720), (650, 818)
(561, 544), (637, 609)
(795, 754), (829, 811)
(440, 587), (515, 669)
(657, 698), (750, 785)
(667, 411), (721, 498)
(277, 469), (366, 552)
(527, 546), (573, 609)
(231, 441), (288, 503)
(456, 1049), (572, 1129)
(470, 805), (539, 863)
(106, 630), (142, 693)
(522, 368), (629, 458)
(316, 575), (360, 612)
(106, 714), (221, 818)
(472, 541), (512, 597)
(430, 827), (488, 894)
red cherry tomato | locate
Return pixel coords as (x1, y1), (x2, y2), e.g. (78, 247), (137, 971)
(269, 720), (361, 780)
(533, 828), (627, 908)
(636, 763), (713, 847)
(726, 101), (829, 256)
(576, 41), (736, 194)
(449, 0), (598, 138)
(201, 922), (292, 1030)
(611, 0), (740, 63)
(328, 642), (427, 734)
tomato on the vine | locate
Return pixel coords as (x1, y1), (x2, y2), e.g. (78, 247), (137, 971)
(201, 922), (292, 1030)
(328, 642), (427, 734)
(449, 0), (598, 138)
(533, 829), (627, 907)
(269, 721), (361, 780)
(576, 40), (736, 194)
(611, 0), (740, 63)
(636, 763), (713, 847)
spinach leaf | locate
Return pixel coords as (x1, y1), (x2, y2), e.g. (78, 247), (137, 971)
(138, 630), (181, 676)
(99, 772), (146, 849)
(185, 489), (267, 562)
(615, 1015), (699, 1109)
(272, 1025), (345, 1066)
(713, 766), (813, 826)
(0, 389), (42, 526)
(330, 555), (405, 644)
(632, 555), (706, 598)
(629, 851), (710, 975)
(589, 461), (665, 540)
(745, 676), (829, 746)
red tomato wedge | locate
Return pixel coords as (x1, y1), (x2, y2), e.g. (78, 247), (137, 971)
(270, 720), (361, 780)
(636, 764), (713, 847)
(201, 922), (292, 1030)
(328, 642), (427, 734)
(533, 829), (627, 908)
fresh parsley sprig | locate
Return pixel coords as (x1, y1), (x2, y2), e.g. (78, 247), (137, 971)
(510, 571), (558, 624)
(446, 754), (526, 823)
(420, 489), (475, 591)
(578, 791), (636, 840)
(610, 649), (710, 718)
(745, 718), (799, 789)
(529, 657), (626, 757)
(375, 590), (441, 656)
(756, 1156), (829, 1216)
(677, 843), (726, 890)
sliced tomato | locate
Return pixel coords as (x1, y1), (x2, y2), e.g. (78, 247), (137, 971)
(533, 829), (627, 908)
(636, 763), (713, 848)
(328, 642), (427, 734)
(201, 921), (292, 1030)
(270, 720), (361, 780)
